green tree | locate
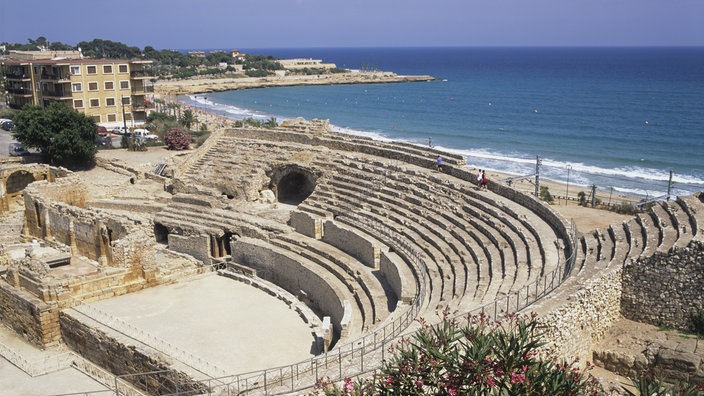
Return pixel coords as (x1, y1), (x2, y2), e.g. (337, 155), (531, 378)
(12, 102), (97, 165)
(180, 109), (196, 130)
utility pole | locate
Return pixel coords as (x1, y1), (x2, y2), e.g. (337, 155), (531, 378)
(667, 170), (673, 201)
(565, 165), (572, 205)
(591, 184), (597, 208)
(535, 155), (541, 197)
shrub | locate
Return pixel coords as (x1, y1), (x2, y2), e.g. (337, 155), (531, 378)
(540, 186), (554, 203)
(164, 128), (191, 150)
(317, 313), (602, 395)
(626, 370), (704, 396)
(610, 201), (637, 215)
(691, 309), (704, 338)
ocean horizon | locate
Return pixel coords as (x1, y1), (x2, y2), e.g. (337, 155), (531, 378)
(178, 46), (704, 200)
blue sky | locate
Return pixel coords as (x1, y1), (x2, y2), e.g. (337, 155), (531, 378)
(1, 0), (702, 49)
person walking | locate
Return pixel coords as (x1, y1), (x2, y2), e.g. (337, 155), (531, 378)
(437, 156), (443, 172)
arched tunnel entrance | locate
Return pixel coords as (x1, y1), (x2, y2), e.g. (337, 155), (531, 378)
(271, 165), (317, 205)
(6, 170), (35, 194)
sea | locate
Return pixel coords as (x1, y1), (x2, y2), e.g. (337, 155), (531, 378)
(178, 47), (704, 200)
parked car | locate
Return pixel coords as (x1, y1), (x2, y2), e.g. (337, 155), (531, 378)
(8, 143), (30, 156)
(1, 119), (14, 131)
(97, 126), (109, 136)
(111, 126), (129, 135)
(133, 129), (159, 140)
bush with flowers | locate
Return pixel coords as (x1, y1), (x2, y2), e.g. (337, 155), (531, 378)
(316, 313), (602, 395)
(164, 127), (192, 150)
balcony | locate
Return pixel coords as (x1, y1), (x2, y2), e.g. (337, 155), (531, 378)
(5, 73), (31, 81)
(130, 70), (154, 79)
(7, 87), (33, 96)
(42, 90), (72, 99)
(40, 73), (71, 82)
(130, 85), (154, 95)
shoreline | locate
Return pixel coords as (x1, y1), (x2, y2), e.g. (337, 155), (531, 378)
(154, 71), (436, 96)
(157, 93), (640, 234)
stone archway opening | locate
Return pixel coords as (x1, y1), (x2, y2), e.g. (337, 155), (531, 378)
(271, 165), (317, 205)
(154, 223), (169, 244)
(6, 170), (35, 195)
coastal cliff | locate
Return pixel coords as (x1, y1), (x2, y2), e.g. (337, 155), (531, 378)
(154, 71), (436, 95)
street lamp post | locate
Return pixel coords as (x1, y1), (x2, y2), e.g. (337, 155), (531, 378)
(565, 165), (572, 205)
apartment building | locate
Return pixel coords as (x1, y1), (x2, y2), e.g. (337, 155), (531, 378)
(2, 57), (154, 127)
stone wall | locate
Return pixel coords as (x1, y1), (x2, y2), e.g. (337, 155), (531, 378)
(322, 220), (380, 269)
(231, 237), (346, 336)
(60, 310), (206, 395)
(529, 266), (623, 364)
(621, 240), (704, 330)
(0, 281), (59, 347)
(168, 234), (211, 266)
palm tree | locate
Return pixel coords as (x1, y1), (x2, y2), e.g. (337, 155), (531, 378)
(181, 109), (195, 130)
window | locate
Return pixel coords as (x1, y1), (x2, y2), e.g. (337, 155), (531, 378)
(88, 82), (98, 91)
(103, 65), (113, 74)
(71, 83), (82, 92)
(87, 65), (97, 74)
(104, 81), (114, 90)
(90, 98), (100, 107)
(106, 97), (116, 106)
(119, 80), (130, 90)
(70, 65), (81, 75)
(118, 64), (128, 73)
(107, 114), (117, 122)
(92, 115), (101, 123)
(73, 99), (84, 108)
(121, 96), (131, 105)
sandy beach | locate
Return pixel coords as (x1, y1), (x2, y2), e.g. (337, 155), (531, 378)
(151, 69), (643, 236)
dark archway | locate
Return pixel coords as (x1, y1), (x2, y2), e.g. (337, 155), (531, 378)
(154, 223), (169, 244)
(271, 165), (317, 205)
(6, 170), (35, 194)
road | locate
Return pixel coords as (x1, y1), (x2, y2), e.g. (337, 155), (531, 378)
(0, 128), (19, 157)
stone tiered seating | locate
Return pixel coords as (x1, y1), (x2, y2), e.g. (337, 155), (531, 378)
(663, 199), (695, 249)
(677, 194), (704, 240)
(271, 232), (396, 330)
(298, 156), (558, 314)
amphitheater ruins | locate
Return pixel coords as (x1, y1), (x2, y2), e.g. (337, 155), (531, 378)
(0, 118), (702, 395)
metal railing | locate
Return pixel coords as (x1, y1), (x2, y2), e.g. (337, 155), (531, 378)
(95, 214), (577, 395)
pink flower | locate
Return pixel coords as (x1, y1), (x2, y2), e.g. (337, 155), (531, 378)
(448, 388), (457, 396)
(415, 379), (424, 388)
(384, 375), (394, 386)
(487, 377), (496, 387)
(343, 377), (354, 392)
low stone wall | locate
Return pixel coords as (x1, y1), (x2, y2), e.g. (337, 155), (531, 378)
(0, 281), (58, 347)
(168, 234), (211, 266)
(231, 237), (347, 336)
(322, 220), (380, 269)
(60, 310), (205, 395)
(379, 250), (414, 304)
(621, 240), (704, 330)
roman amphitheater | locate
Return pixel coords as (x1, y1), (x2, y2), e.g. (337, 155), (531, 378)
(0, 119), (702, 395)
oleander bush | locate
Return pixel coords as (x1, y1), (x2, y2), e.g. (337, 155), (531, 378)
(316, 313), (603, 395)
(164, 127), (191, 150)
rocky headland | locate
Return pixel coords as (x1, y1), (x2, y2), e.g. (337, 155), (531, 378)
(154, 71), (436, 95)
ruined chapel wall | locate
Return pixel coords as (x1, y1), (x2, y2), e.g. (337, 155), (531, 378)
(621, 240), (704, 330)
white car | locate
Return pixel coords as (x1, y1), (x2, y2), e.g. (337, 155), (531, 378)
(111, 126), (129, 135)
(132, 129), (159, 140)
